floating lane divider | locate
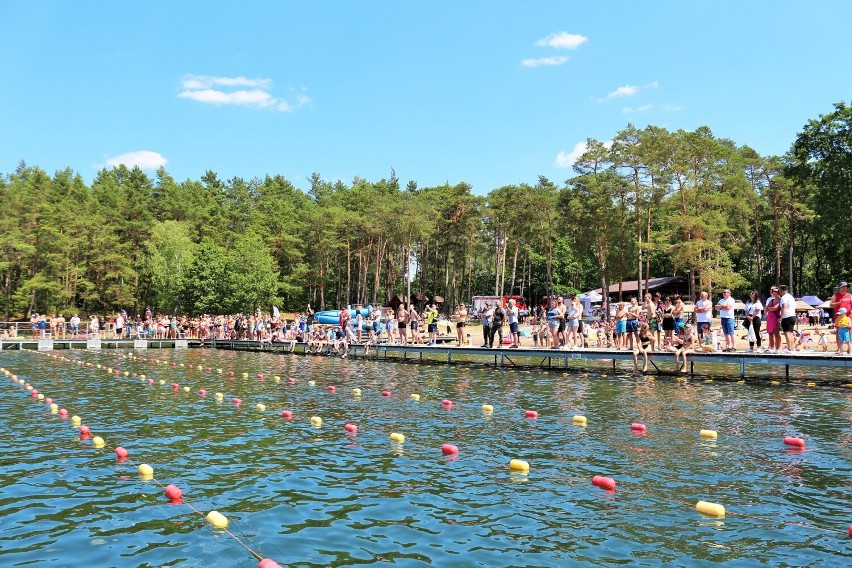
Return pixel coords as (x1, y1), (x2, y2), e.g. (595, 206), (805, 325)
(5, 360), (285, 567)
(18, 356), (852, 539)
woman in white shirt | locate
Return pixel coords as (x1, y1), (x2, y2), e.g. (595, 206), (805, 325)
(744, 289), (763, 352)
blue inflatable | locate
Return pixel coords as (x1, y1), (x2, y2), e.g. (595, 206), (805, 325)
(315, 306), (374, 326)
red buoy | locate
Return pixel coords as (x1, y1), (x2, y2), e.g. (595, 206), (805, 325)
(257, 374), (264, 379)
(784, 436), (805, 448)
(164, 484), (183, 501)
(592, 475), (616, 491)
(631, 423), (647, 432)
(281, 410), (293, 420)
(441, 444), (459, 455)
(115, 447), (129, 458)
(232, 398), (242, 406)
(171, 383), (180, 390)
(525, 410), (539, 419)
(79, 425), (91, 436)
(45, 397), (53, 405)
(258, 559), (284, 568)
(328, 386), (337, 393)
(198, 389), (207, 396)
(344, 423), (358, 433)
(381, 391), (391, 397)
(147, 379), (154, 385)
(59, 409), (68, 418)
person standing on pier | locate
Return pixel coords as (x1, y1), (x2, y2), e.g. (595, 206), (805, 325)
(695, 291), (712, 341)
(507, 298), (520, 348)
(830, 281), (852, 344)
(835, 307), (851, 354)
(426, 304), (439, 345)
(778, 285), (797, 353)
(454, 304), (468, 345)
(715, 289), (736, 352)
(481, 301), (494, 348)
(493, 301), (506, 347)
(744, 289), (763, 352)
(397, 303), (409, 344)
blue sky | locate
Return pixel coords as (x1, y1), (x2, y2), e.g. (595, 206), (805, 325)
(2, 1), (851, 194)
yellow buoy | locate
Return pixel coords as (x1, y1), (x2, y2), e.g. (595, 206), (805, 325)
(482, 404), (494, 412)
(92, 436), (105, 448)
(700, 429), (718, 439)
(183, 386), (190, 392)
(71, 415), (82, 426)
(217, 368), (223, 373)
(242, 372), (248, 377)
(197, 365), (203, 370)
(352, 388), (362, 396)
(123, 371), (129, 376)
(601, 374), (608, 378)
(215, 392), (224, 400)
(138, 463), (154, 476)
(308, 380), (316, 386)
(770, 380), (780, 385)
(50, 403), (58, 413)
(390, 432), (405, 443)
(410, 394), (420, 401)
(806, 382), (816, 387)
(736, 380), (745, 384)
(695, 501), (726, 517)
(274, 376), (281, 383)
(310, 416), (322, 427)
(206, 510), (228, 528)
(37, 393), (45, 400)
(509, 459), (530, 472)
(159, 379), (165, 385)
(256, 403), (266, 411)
(573, 415), (587, 426)
(704, 379), (713, 383)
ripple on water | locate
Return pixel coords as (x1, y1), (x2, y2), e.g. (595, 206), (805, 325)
(0, 350), (849, 567)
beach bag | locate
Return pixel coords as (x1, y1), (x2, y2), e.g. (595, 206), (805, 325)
(747, 324), (756, 344)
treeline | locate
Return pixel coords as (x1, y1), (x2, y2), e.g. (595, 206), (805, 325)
(1, 103), (849, 319)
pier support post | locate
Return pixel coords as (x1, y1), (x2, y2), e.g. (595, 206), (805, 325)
(740, 359), (745, 379)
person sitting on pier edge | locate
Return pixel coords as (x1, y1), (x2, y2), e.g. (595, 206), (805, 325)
(665, 324), (695, 372)
(633, 322), (652, 373)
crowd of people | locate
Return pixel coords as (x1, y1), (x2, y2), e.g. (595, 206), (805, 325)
(5, 281), (850, 367)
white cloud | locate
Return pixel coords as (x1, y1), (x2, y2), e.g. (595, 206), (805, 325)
(521, 55), (569, 67)
(622, 104), (653, 114)
(555, 140), (613, 168)
(105, 150), (168, 170)
(535, 32), (588, 49)
(179, 75), (304, 112)
(596, 81), (659, 102)
(181, 75), (272, 90)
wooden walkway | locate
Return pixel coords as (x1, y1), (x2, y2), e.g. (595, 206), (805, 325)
(208, 339), (852, 381)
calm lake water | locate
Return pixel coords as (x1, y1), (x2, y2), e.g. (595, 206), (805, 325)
(0, 349), (850, 567)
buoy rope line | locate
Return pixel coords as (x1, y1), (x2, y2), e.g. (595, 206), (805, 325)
(2, 361), (276, 566)
(12, 353), (852, 539)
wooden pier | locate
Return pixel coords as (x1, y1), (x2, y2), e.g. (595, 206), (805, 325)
(208, 340), (852, 381)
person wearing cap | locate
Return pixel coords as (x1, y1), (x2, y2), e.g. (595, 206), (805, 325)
(835, 307), (851, 354)
(830, 281), (852, 342)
